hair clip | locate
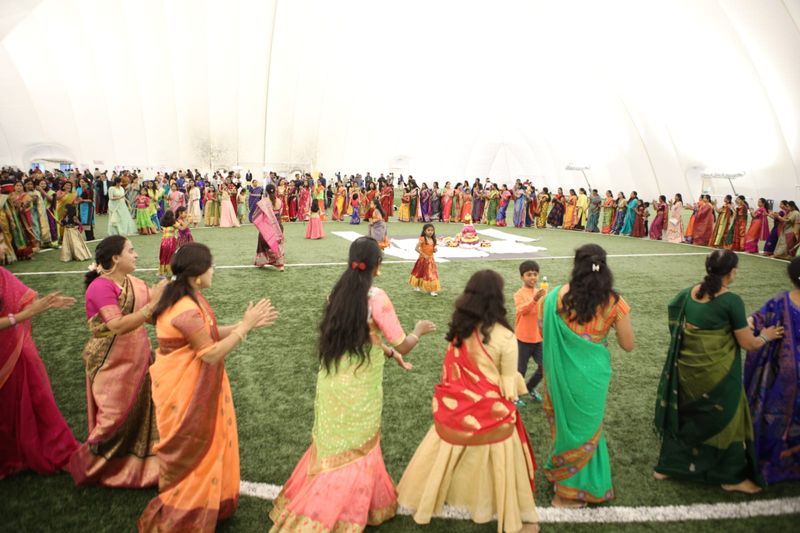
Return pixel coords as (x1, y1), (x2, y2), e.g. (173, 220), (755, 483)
(87, 262), (99, 272)
(592, 263), (601, 272)
(351, 261), (367, 271)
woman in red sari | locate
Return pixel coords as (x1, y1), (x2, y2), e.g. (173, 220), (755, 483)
(692, 195), (715, 246)
(0, 233), (78, 479)
(68, 236), (166, 488)
(459, 187), (473, 223)
(398, 270), (539, 533)
(724, 196), (748, 251)
(744, 198), (770, 253)
(277, 179), (290, 223)
(441, 182), (454, 223)
(380, 179), (394, 220)
(139, 243), (277, 532)
(365, 182), (378, 220)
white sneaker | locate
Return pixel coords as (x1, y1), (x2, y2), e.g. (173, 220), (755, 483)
(430, 292), (438, 297)
(413, 287), (421, 292)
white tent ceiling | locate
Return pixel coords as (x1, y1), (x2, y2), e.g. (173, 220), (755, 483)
(0, 0), (799, 202)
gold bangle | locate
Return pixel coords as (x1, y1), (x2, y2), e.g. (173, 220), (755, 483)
(231, 329), (247, 343)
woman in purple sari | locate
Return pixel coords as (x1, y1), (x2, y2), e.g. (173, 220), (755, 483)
(745, 257), (800, 483)
(248, 182), (264, 222)
(764, 202), (786, 256)
(419, 184), (431, 222)
(471, 184), (485, 223)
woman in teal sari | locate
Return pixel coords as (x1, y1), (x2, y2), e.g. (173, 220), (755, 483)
(654, 250), (783, 494)
(620, 191), (639, 235)
(542, 244), (635, 507)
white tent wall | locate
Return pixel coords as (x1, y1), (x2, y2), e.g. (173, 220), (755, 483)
(0, 0), (798, 203)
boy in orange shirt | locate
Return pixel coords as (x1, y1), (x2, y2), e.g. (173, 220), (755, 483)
(514, 260), (546, 405)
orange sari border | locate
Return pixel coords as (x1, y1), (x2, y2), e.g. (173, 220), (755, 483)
(269, 493), (397, 532)
(137, 496), (238, 532)
(554, 482), (614, 504)
(542, 383), (602, 483)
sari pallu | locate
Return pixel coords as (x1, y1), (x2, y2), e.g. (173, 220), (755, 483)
(253, 198), (285, 269)
(0, 267), (78, 479)
(744, 207), (770, 253)
(380, 186), (393, 220)
(68, 276), (159, 488)
(764, 213), (783, 255)
(398, 329), (538, 533)
(723, 206), (747, 251)
(745, 292), (800, 484)
(620, 198), (638, 235)
(138, 296), (239, 532)
(654, 289), (764, 487)
(610, 202), (626, 234)
(548, 196), (565, 228)
(541, 288), (615, 502)
(649, 203), (667, 240)
(5, 194), (37, 258)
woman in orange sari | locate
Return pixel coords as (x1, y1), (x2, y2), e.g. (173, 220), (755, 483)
(459, 187), (473, 223)
(398, 270), (539, 533)
(744, 198), (770, 254)
(139, 243), (278, 532)
(562, 190), (577, 230)
(69, 236), (167, 488)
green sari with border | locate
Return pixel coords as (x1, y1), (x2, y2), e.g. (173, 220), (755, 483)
(542, 287), (615, 503)
(654, 288), (764, 486)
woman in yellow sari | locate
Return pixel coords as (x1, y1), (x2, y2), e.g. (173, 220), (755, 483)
(55, 180), (77, 242)
(138, 243), (278, 532)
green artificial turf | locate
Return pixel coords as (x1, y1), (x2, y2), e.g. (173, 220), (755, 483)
(1, 216), (798, 532)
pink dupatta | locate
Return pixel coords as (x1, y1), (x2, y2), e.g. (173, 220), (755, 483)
(254, 198), (284, 253)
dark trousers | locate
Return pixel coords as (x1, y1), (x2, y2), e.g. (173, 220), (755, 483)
(517, 340), (543, 391)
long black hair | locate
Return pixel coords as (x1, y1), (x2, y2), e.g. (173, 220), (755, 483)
(420, 223), (436, 241)
(84, 235), (128, 289)
(372, 197), (386, 219)
(445, 270), (511, 347)
(697, 249), (738, 300)
(318, 237), (383, 373)
(561, 244), (619, 325)
(151, 242), (213, 322)
(160, 209), (176, 228)
(789, 257), (800, 289)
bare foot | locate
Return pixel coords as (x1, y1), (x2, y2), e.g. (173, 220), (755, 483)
(551, 494), (587, 508)
(653, 471), (669, 481)
(721, 480), (762, 494)
(520, 524), (540, 533)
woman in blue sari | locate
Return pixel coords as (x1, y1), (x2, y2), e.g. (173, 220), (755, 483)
(745, 257), (800, 483)
(620, 191), (638, 236)
(512, 186), (527, 228)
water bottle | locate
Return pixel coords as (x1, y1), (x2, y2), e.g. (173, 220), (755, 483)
(540, 276), (549, 291)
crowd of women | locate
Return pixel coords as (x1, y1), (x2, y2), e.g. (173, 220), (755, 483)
(1, 208), (799, 532)
(1, 164), (798, 268)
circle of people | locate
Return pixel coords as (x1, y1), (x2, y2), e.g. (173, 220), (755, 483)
(1, 166), (799, 271)
(1, 214), (797, 533)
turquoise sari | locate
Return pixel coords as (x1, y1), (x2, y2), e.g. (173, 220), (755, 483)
(620, 198), (638, 235)
(542, 288), (615, 502)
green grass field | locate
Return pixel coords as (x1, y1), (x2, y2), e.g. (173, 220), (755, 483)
(1, 216), (798, 532)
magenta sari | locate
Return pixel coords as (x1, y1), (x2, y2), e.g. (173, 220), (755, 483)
(254, 198), (285, 268)
(0, 267), (78, 479)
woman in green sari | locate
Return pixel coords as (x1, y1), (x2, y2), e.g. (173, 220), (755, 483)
(485, 184), (499, 225)
(654, 250), (783, 493)
(542, 244), (635, 507)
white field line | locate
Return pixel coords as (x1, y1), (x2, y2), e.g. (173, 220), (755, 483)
(11, 252), (707, 276)
(10, 251), (715, 276)
(239, 480), (800, 523)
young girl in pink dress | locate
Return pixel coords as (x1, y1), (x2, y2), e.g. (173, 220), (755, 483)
(159, 210), (178, 277)
(304, 202), (325, 240)
(175, 207), (194, 247)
